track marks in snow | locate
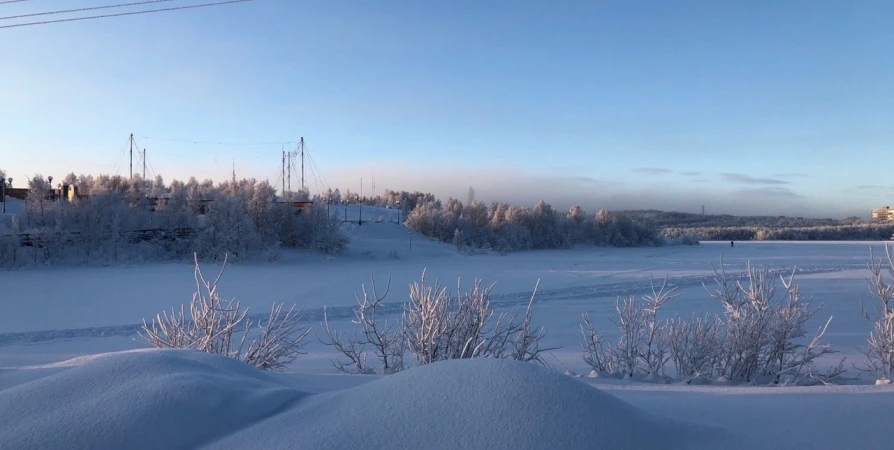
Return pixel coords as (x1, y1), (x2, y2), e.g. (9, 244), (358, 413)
(0, 267), (842, 347)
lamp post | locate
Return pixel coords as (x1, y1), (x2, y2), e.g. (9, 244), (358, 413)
(0, 176), (6, 214)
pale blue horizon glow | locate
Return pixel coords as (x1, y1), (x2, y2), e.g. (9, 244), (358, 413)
(1, 0), (892, 218)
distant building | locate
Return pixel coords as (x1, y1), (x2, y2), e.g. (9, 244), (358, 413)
(277, 199), (314, 215)
(871, 206), (894, 222)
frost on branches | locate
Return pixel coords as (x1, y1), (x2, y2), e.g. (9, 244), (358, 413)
(861, 245), (894, 383)
(318, 270), (555, 374)
(1, 173), (346, 267)
(404, 199), (662, 252)
(139, 254), (311, 371)
(579, 259), (845, 386)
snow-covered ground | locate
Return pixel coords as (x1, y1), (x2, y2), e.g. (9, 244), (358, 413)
(2, 208), (894, 449)
(0, 196), (24, 216)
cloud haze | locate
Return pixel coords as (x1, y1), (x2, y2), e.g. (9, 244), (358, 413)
(773, 172), (810, 178)
(632, 167), (674, 175)
(720, 173), (790, 185)
(325, 163), (856, 218)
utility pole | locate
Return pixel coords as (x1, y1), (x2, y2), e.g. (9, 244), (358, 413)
(287, 149), (291, 199)
(129, 133), (134, 179)
(142, 148), (146, 179)
(232, 159), (236, 184)
(300, 137), (305, 192)
(281, 147), (285, 198)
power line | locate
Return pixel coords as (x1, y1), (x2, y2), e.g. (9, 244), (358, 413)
(0, 0), (257, 29)
(0, 0), (33, 5)
(1, 0), (177, 21)
(140, 135), (295, 147)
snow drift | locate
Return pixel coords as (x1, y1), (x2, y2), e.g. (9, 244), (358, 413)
(0, 349), (744, 450)
(212, 357), (739, 450)
(0, 350), (308, 450)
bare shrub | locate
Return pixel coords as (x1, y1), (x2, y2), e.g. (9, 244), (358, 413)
(509, 280), (553, 364)
(403, 270), (555, 366)
(319, 270), (554, 373)
(704, 260), (840, 385)
(581, 261), (842, 385)
(667, 315), (720, 382)
(580, 312), (615, 375)
(579, 277), (677, 379)
(860, 245), (894, 383)
(139, 254), (310, 371)
(318, 274), (405, 374)
(609, 295), (646, 378)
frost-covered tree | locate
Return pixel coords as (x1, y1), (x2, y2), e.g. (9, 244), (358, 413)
(861, 245), (894, 383)
(2, 172), (347, 268)
(402, 197), (661, 252)
(25, 174), (52, 226)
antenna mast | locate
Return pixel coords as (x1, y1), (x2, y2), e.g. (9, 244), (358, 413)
(300, 137), (305, 192)
(129, 133), (134, 179)
(287, 147), (291, 199)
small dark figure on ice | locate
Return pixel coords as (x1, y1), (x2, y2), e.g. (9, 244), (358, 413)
(730, 241), (734, 247)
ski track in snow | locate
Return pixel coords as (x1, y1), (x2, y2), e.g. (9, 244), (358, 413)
(0, 266), (842, 347)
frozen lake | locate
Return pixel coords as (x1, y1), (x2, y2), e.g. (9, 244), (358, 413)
(1, 233), (890, 373)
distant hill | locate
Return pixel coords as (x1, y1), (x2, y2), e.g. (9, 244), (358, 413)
(612, 209), (850, 229)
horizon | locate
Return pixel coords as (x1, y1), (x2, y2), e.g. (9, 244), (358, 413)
(2, 0), (892, 219)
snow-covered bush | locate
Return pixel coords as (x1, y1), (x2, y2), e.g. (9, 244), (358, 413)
(860, 245), (894, 383)
(139, 254), (311, 371)
(579, 278), (678, 379)
(580, 261), (843, 385)
(320, 270), (554, 373)
(666, 315), (720, 381)
(318, 274), (405, 374)
(0, 233), (22, 268)
(403, 271), (553, 365)
(704, 261), (841, 385)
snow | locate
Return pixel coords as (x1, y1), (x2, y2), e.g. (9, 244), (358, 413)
(0, 349), (308, 450)
(3, 221), (894, 448)
(0, 349), (739, 450)
(0, 196), (24, 216)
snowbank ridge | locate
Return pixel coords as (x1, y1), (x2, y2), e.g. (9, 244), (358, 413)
(0, 350), (740, 450)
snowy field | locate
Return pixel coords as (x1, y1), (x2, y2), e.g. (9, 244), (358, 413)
(2, 206), (894, 449)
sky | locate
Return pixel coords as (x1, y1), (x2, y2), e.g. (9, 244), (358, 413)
(1, 0), (892, 218)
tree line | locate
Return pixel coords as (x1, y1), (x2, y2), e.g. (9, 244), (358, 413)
(0, 172), (346, 268)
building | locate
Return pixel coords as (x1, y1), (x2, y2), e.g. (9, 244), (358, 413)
(871, 206), (894, 222)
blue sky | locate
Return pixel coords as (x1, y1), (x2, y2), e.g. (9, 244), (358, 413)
(1, 0), (892, 218)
